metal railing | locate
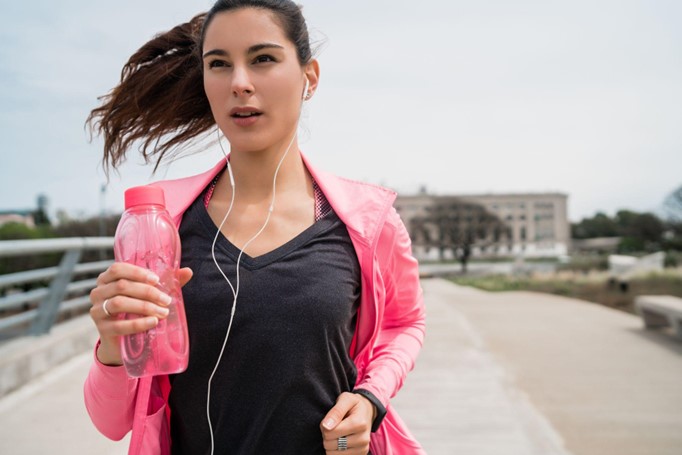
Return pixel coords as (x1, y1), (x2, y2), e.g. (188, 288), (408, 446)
(0, 237), (114, 339)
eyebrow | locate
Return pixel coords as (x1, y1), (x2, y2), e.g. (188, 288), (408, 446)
(202, 43), (285, 59)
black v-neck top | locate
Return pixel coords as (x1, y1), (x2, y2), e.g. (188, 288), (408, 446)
(169, 190), (361, 454)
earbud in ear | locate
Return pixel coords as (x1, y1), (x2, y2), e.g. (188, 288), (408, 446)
(302, 77), (310, 100)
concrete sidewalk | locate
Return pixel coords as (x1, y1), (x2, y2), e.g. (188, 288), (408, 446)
(425, 282), (682, 455)
(407, 279), (682, 455)
(391, 280), (570, 454)
(0, 351), (129, 455)
(1, 278), (680, 454)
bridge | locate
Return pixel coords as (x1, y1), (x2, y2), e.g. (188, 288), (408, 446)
(1, 239), (681, 454)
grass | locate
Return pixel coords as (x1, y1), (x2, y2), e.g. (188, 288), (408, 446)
(449, 269), (682, 314)
(419, 257), (561, 266)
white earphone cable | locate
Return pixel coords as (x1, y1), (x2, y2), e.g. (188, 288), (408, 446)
(207, 126), (299, 455)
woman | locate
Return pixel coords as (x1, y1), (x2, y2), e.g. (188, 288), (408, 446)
(85, 1), (426, 454)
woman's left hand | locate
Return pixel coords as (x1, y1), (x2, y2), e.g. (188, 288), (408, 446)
(320, 392), (375, 454)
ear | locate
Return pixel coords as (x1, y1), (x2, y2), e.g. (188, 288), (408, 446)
(303, 59), (320, 99)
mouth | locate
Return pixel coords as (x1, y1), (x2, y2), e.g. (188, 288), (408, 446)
(230, 107), (263, 119)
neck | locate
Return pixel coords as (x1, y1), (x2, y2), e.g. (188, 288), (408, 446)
(221, 135), (308, 202)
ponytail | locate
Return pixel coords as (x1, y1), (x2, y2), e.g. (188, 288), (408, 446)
(87, 13), (214, 175)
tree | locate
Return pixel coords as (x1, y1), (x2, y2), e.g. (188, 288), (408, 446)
(409, 198), (508, 273)
(613, 210), (664, 253)
(0, 222), (58, 276)
(0, 213), (121, 276)
(571, 212), (618, 239)
(571, 210), (667, 254)
(52, 214), (120, 238)
(663, 184), (682, 221)
(32, 208), (51, 226)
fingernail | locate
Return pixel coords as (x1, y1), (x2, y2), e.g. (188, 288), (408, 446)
(147, 273), (160, 284)
(323, 418), (335, 429)
(148, 316), (159, 326)
(156, 306), (170, 317)
(160, 294), (172, 305)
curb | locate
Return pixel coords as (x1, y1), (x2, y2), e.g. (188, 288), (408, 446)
(0, 315), (97, 398)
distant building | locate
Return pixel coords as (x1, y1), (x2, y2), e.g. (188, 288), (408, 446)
(395, 192), (570, 259)
(0, 209), (36, 228)
(0, 194), (50, 228)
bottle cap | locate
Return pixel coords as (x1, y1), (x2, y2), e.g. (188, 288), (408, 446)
(124, 186), (166, 209)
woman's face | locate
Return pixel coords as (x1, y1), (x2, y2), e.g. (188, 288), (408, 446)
(202, 8), (317, 153)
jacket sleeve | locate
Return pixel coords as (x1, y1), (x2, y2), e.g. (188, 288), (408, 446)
(354, 207), (426, 409)
(83, 341), (139, 440)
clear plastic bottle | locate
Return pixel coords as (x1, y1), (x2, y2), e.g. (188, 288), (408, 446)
(114, 185), (189, 377)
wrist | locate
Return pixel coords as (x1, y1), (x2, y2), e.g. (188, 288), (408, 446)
(357, 393), (377, 420)
(96, 338), (123, 366)
(352, 388), (387, 432)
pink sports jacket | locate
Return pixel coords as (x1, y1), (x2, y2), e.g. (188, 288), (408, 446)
(84, 154), (427, 454)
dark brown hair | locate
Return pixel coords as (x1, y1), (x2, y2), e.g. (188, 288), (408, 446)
(87, 0), (312, 175)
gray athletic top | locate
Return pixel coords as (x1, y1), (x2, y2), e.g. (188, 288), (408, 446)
(169, 189), (361, 454)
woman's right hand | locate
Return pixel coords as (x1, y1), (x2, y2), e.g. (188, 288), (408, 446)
(89, 262), (193, 366)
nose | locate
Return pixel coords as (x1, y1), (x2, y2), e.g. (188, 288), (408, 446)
(231, 66), (254, 98)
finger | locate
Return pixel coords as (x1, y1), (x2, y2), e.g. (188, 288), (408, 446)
(178, 267), (193, 287)
(100, 279), (173, 308)
(322, 397), (372, 441)
(102, 298), (113, 319)
(322, 433), (370, 452)
(321, 392), (357, 432)
(97, 262), (160, 287)
(322, 415), (367, 442)
(105, 316), (160, 336)
(95, 295), (171, 320)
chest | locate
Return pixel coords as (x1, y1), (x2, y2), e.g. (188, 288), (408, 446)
(206, 193), (315, 258)
(178, 202), (362, 361)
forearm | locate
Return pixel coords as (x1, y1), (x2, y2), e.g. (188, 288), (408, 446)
(83, 343), (138, 440)
(353, 322), (425, 406)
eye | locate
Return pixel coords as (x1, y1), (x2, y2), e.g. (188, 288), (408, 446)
(208, 59), (230, 69)
(253, 54), (276, 64)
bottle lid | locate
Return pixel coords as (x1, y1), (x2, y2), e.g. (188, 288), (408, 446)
(124, 186), (166, 209)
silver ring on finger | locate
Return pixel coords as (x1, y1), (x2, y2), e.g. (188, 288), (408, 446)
(102, 299), (112, 318)
(337, 436), (348, 451)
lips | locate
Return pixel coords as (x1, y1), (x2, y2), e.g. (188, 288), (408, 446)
(230, 107), (263, 118)
(232, 111), (261, 118)
(229, 106), (263, 127)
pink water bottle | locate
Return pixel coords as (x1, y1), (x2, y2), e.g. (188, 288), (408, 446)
(114, 185), (189, 377)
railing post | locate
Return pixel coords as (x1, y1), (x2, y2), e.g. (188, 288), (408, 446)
(29, 249), (82, 335)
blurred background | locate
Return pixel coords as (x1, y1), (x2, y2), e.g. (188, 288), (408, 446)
(1, 1), (681, 454)
(2, 0), (681, 222)
(2, 0), (681, 317)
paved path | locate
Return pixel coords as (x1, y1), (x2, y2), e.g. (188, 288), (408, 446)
(391, 279), (570, 454)
(0, 352), (129, 455)
(1, 278), (681, 454)
(410, 279), (682, 455)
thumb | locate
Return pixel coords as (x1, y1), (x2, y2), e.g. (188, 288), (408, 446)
(321, 393), (354, 430)
(177, 267), (193, 287)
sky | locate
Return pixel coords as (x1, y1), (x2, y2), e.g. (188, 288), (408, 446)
(1, 0), (681, 222)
